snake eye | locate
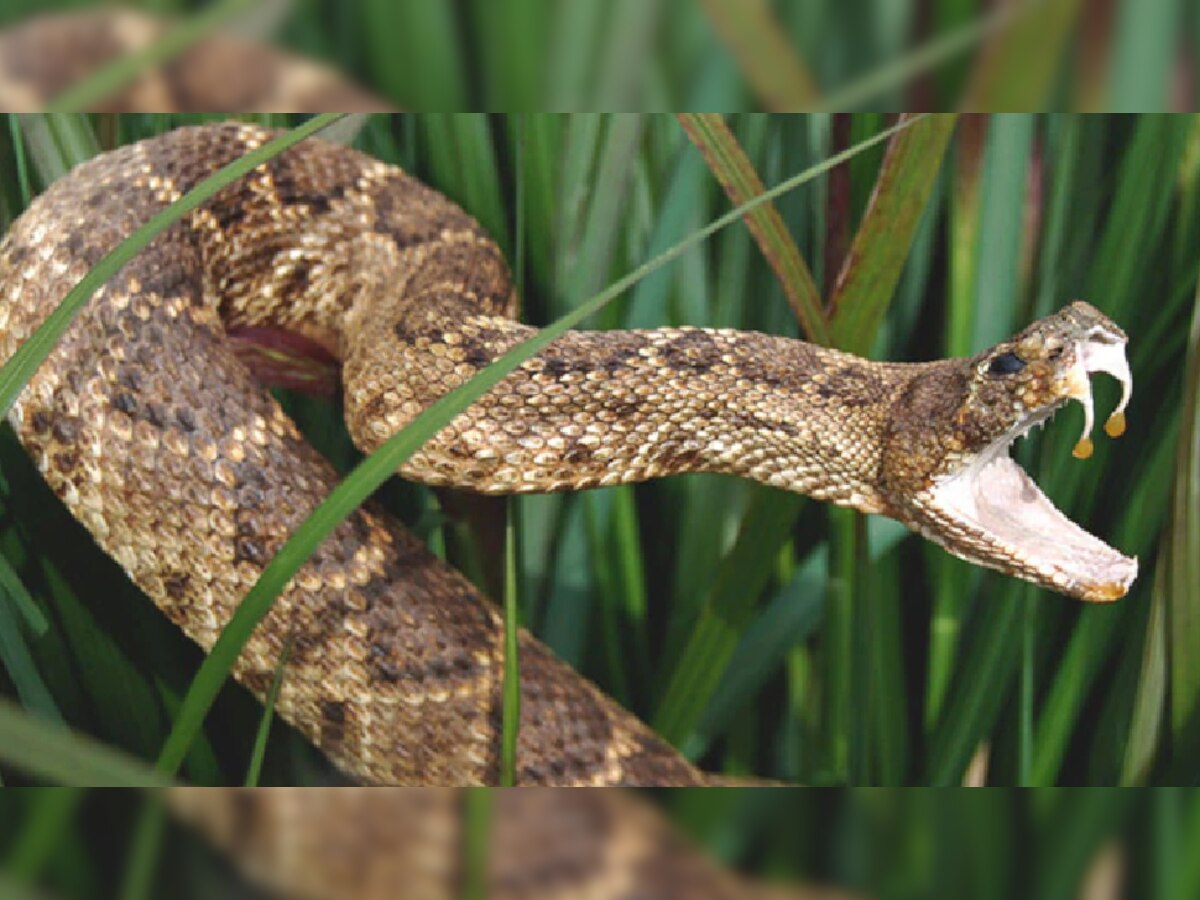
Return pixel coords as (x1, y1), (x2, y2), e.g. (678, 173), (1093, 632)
(988, 352), (1026, 376)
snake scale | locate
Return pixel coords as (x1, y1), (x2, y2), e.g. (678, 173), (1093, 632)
(0, 121), (1136, 787)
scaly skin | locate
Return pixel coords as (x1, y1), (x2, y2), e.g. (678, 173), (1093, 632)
(167, 788), (853, 900)
(0, 9), (388, 111)
(0, 124), (1135, 786)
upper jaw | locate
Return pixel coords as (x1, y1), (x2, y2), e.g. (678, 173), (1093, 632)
(923, 331), (1137, 601)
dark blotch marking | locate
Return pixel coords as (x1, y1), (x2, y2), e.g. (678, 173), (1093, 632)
(51, 418), (80, 443)
(372, 179), (476, 249)
(230, 792), (261, 850)
(117, 368), (144, 392)
(600, 346), (639, 373)
(234, 536), (267, 565)
(660, 332), (721, 374)
(176, 406), (197, 433)
(542, 356), (571, 378)
(134, 257), (198, 300)
(276, 260), (312, 299)
(369, 643), (401, 684)
(112, 392), (138, 415)
(727, 410), (798, 437)
(320, 700), (346, 745)
(463, 344), (492, 368)
(266, 156), (345, 215)
(164, 572), (190, 600)
(144, 403), (168, 429)
(816, 366), (877, 407)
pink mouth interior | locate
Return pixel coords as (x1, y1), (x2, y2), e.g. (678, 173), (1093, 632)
(966, 453), (1137, 595)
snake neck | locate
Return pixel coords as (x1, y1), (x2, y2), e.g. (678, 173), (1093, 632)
(345, 310), (917, 515)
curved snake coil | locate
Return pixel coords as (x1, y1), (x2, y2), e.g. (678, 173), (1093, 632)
(0, 123), (1135, 786)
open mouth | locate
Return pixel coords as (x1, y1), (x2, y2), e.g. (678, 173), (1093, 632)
(930, 335), (1137, 601)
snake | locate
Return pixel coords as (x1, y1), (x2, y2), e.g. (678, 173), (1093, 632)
(0, 120), (1136, 786)
(0, 8), (387, 112)
(166, 787), (852, 900)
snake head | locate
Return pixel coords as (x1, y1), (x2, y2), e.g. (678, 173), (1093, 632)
(884, 301), (1136, 601)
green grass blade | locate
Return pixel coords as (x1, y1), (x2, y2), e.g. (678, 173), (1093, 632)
(361, 0), (466, 108)
(0, 545), (47, 635)
(1107, 0), (1186, 111)
(818, 1), (1041, 110)
(591, 0), (662, 111)
(0, 558), (61, 725)
(243, 641), (290, 787)
(684, 552), (826, 758)
(625, 141), (708, 329)
(1167, 275), (1200, 755)
(696, 0), (818, 110)
(1167, 792), (1200, 900)
(2, 787), (83, 881)
(653, 492), (802, 748)
(421, 115), (511, 258)
(117, 797), (165, 900)
(545, 2), (605, 110)
(0, 114), (344, 421)
(0, 698), (170, 786)
(500, 503), (520, 787)
(47, 0), (258, 112)
(17, 114), (100, 185)
(925, 585), (1025, 785)
(155, 113), (923, 779)
(828, 113), (956, 356)
(969, 114), (1034, 349)
(677, 113), (828, 344)
(462, 788), (492, 900)
(562, 114), (645, 315)
(6, 117), (32, 206)
(963, 0), (1084, 109)
(1028, 608), (1126, 785)
(605, 489), (650, 693)
(824, 505), (861, 781)
(1122, 557), (1169, 784)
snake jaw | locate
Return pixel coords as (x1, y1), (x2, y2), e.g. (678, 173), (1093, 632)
(924, 329), (1137, 601)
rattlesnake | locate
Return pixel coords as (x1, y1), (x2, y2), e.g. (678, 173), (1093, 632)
(0, 122), (1135, 787)
(0, 8), (387, 111)
(167, 788), (851, 900)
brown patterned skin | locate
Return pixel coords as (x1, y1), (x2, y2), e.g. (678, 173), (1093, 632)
(0, 124), (1135, 785)
(167, 788), (850, 900)
(0, 9), (388, 111)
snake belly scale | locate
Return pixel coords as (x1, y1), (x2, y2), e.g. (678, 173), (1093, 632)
(0, 123), (1136, 785)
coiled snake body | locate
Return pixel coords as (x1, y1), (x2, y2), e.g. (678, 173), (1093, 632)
(0, 123), (1136, 785)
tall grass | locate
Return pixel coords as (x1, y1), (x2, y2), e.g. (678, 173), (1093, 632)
(1, 110), (1196, 792)
(0, 1), (1193, 898)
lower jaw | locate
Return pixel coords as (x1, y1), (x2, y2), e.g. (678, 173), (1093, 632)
(927, 452), (1137, 601)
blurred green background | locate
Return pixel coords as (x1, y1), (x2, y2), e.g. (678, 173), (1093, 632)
(0, 110), (1196, 790)
(0, 0), (1197, 111)
(3, 787), (1200, 899)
